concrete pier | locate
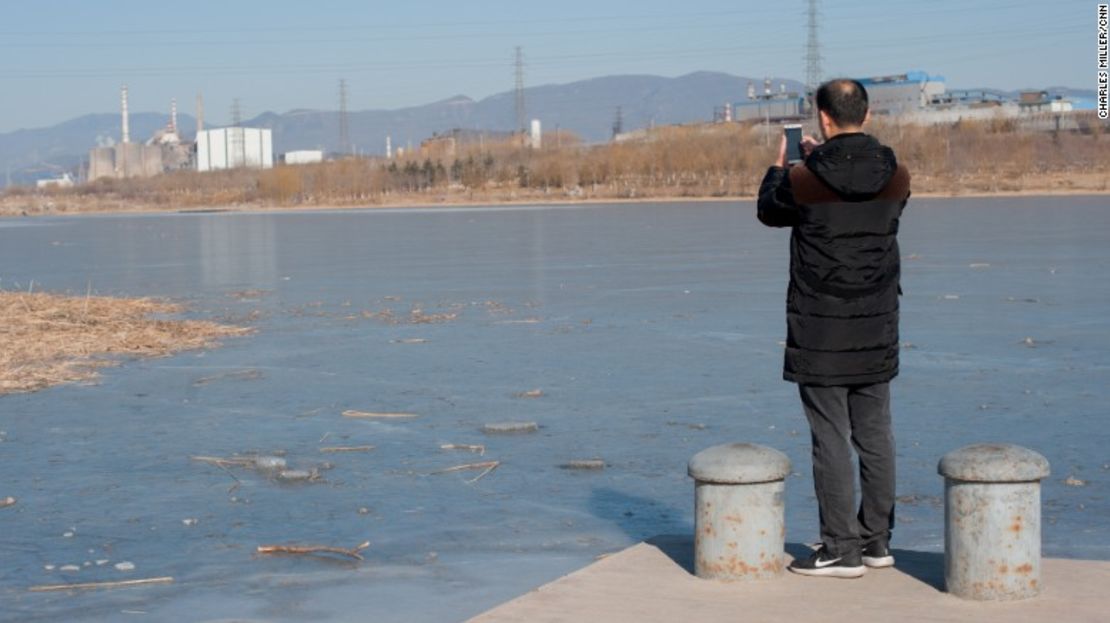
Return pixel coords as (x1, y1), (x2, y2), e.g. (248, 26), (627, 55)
(468, 536), (1110, 622)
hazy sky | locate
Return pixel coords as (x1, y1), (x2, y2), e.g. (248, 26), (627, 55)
(0, 0), (1092, 132)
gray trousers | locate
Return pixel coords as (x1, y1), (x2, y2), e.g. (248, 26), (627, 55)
(798, 382), (896, 556)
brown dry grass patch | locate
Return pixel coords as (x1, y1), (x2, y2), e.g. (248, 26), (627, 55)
(0, 291), (250, 395)
(5, 116), (1105, 218)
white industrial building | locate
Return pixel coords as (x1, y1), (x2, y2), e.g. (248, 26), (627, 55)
(281, 149), (324, 165)
(196, 127), (273, 172)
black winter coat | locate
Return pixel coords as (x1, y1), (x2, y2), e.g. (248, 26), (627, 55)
(757, 132), (911, 386)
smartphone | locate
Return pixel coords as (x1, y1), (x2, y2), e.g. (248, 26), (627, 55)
(784, 124), (803, 165)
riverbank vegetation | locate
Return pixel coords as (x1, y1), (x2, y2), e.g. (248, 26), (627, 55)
(2, 117), (1106, 216)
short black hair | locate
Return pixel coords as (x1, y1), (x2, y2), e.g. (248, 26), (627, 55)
(815, 79), (869, 127)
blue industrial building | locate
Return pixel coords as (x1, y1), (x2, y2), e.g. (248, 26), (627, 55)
(730, 71), (947, 123)
(856, 71), (947, 115)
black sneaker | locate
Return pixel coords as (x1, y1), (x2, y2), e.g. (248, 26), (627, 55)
(862, 540), (895, 568)
(788, 546), (866, 578)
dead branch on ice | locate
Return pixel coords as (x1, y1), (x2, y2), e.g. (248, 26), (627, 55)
(189, 455), (256, 468)
(432, 460), (501, 483)
(256, 541), (370, 561)
(440, 443), (486, 455)
(28, 577), (174, 592)
(342, 410), (419, 419)
(319, 445), (375, 453)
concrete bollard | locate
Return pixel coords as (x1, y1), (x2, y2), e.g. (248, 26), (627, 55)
(938, 443), (1051, 601)
(688, 443), (791, 581)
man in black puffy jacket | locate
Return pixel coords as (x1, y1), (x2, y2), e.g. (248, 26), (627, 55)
(757, 79), (910, 578)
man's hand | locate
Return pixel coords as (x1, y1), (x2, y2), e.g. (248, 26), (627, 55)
(801, 135), (822, 159)
(775, 133), (788, 168)
(777, 134), (823, 168)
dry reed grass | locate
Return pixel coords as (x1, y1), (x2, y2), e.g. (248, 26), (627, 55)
(0, 291), (250, 395)
(2, 117), (1105, 217)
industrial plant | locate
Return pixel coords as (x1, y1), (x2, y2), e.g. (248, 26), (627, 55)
(727, 70), (1084, 129)
(0, 0), (1089, 192)
(54, 24), (1089, 190)
(87, 86), (169, 181)
(86, 86), (274, 182)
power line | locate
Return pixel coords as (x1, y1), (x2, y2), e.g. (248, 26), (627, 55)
(0, 14), (1078, 78)
(1, 12), (1066, 50)
(3, 0), (1048, 40)
(0, 2), (1050, 40)
(0, 18), (751, 48)
(0, 26), (1081, 83)
(0, 7), (758, 37)
(0, 18), (1083, 79)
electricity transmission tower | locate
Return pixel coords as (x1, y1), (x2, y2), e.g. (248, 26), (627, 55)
(339, 78), (351, 156)
(804, 0), (822, 116)
(612, 106), (623, 140)
(230, 98), (244, 168)
(196, 92), (204, 136)
(514, 46), (526, 134)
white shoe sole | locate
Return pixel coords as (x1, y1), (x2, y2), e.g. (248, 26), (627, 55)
(863, 555), (895, 568)
(788, 565), (867, 579)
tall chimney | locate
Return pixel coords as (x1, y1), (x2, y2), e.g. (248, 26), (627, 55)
(196, 92), (204, 136)
(170, 97), (178, 134)
(121, 85), (130, 144)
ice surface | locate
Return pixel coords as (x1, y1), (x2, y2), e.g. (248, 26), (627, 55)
(0, 197), (1107, 621)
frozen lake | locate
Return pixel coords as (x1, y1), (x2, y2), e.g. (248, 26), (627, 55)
(1, 197), (1108, 622)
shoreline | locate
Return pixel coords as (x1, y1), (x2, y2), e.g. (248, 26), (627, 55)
(3, 188), (1108, 220)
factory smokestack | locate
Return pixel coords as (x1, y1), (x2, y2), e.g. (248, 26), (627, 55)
(170, 98), (178, 134)
(121, 85), (130, 144)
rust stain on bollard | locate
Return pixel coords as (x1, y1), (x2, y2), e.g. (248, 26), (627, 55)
(688, 443), (791, 582)
(939, 444), (1050, 601)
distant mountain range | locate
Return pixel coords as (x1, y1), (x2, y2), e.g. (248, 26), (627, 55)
(0, 72), (1093, 187)
(0, 71), (803, 187)
(260, 72), (806, 156)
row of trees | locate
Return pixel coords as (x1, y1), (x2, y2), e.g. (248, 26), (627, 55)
(8, 116), (1106, 210)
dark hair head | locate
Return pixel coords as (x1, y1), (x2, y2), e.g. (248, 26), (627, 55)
(815, 79), (869, 127)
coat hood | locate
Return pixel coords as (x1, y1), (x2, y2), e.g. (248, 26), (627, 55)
(804, 133), (898, 202)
